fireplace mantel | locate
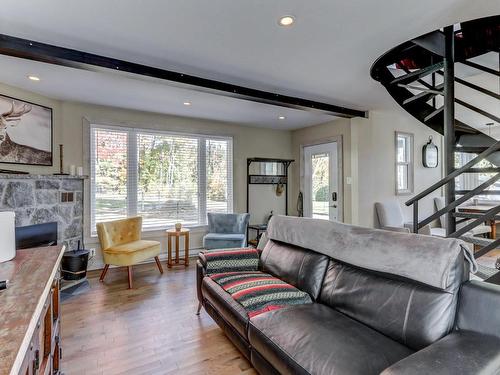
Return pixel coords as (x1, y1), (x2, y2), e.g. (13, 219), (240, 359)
(0, 173), (88, 180)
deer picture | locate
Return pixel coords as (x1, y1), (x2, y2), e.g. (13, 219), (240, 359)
(0, 100), (52, 165)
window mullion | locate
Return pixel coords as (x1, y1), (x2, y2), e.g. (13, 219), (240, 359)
(199, 137), (207, 225)
(128, 129), (138, 217)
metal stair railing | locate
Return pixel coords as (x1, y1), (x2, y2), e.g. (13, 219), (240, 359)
(405, 140), (500, 235)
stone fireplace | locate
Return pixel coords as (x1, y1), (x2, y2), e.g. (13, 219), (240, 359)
(0, 174), (84, 250)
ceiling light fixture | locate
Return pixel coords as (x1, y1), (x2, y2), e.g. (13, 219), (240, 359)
(28, 75), (40, 81)
(278, 115), (286, 120)
(278, 15), (295, 27)
(183, 101), (192, 106)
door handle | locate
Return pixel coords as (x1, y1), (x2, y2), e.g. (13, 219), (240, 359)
(332, 192), (337, 202)
(329, 205), (337, 208)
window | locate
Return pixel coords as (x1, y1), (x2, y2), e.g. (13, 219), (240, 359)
(90, 124), (233, 234)
(395, 132), (414, 195)
(456, 152), (498, 202)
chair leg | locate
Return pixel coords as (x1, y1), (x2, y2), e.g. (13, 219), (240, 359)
(99, 264), (109, 282)
(196, 302), (202, 315)
(127, 266), (133, 289)
(155, 256), (164, 274)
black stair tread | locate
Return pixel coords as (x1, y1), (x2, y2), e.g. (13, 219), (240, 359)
(402, 84), (444, 105)
(390, 62), (444, 85)
(460, 168), (500, 173)
(424, 106), (444, 122)
(411, 31), (445, 57)
(453, 212), (500, 220)
(456, 190), (500, 195)
(453, 146), (490, 153)
(461, 60), (500, 77)
(455, 99), (500, 124)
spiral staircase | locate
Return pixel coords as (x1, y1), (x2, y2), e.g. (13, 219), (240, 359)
(371, 15), (500, 284)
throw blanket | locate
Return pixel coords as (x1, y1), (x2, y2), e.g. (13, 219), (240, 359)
(203, 248), (259, 274)
(210, 271), (312, 318)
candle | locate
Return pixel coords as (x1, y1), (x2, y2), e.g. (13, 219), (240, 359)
(0, 212), (16, 263)
(77, 166), (84, 176)
(70, 165), (76, 175)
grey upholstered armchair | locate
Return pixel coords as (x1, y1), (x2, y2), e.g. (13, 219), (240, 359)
(375, 200), (431, 235)
(203, 213), (250, 250)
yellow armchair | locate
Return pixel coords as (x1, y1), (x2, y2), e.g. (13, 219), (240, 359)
(96, 216), (163, 288)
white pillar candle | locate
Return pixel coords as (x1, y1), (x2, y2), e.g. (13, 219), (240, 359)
(77, 166), (84, 176)
(70, 165), (76, 175)
(0, 211), (16, 263)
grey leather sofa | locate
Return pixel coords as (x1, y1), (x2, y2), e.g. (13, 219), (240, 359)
(197, 216), (500, 375)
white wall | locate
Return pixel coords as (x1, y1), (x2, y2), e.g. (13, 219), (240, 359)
(291, 118), (354, 223)
(0, 83), (293, 269)
(291, 106), (444, 229)
(351, 107), (444, 228)
(1, 82), (446, 270)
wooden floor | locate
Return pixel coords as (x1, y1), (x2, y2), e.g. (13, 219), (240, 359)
(61, 262), (257, 375)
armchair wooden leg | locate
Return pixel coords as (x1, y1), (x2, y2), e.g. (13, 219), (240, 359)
(127, 266), (133, 289)
(196, 302), (202, 315)
(154, 256), (164, 274)
(99, 264), (109, 282)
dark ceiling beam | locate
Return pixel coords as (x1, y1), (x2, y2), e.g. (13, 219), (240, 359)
(0, 34), (367, 119)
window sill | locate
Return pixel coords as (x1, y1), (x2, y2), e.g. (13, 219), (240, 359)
(89, 224), (208, 239)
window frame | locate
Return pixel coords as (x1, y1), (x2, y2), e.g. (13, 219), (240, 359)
(89, 123), (233, 236)
(395, 131), (414, 196)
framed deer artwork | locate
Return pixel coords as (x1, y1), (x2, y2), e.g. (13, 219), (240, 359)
(0, 94), (52, 166)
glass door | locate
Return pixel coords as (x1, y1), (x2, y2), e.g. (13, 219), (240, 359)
(303, 142), (340, 221)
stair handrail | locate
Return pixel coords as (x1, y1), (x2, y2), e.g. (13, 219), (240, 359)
(405, 140), (500, 207)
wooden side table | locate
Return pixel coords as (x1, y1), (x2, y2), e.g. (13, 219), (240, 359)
(166, 228), (190, 268)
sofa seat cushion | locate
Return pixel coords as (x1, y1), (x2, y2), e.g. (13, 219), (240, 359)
(103, 240), (160, 266)
(210, 271), (312, 318)
(203, 233), (246, 249)
(248, 304), (413, 375)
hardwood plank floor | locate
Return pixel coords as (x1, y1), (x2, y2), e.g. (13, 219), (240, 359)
(61, 262), (257, 375)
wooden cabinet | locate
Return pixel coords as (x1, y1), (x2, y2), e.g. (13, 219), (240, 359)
(0, 245), (64, 375)
(17, 279), (62, 375)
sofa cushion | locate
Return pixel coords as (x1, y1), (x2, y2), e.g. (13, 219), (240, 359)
(202, 248), (259, 274)
(210, 271), (312, 318)
(203, 233), (246, 250)
(260, 239), (329, 300)
(248, 304), (413, 375)
(202, 277), (249, 338)
(319, 258), (466, 350)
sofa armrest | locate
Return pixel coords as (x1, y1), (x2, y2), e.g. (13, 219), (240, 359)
(457, 281), (500, 338)
(196, 259), (206, 304)
(381, 332), (500, 375)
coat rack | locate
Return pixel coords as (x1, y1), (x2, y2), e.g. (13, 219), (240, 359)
(246, 157), (294, 216)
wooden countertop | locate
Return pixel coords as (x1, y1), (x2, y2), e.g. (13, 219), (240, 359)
(0, 245), (65, 375)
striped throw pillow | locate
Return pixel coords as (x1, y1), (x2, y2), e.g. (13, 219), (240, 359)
(203, 248), (259, 275)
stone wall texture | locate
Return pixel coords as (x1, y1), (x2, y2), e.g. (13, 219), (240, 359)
(0, 175), (84, 250)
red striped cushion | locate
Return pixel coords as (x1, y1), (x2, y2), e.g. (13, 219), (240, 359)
(203, 248), (259, 274)
(210, 271), (312, 317)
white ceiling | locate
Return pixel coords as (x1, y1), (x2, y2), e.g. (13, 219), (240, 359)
(0, 0), (498, 129)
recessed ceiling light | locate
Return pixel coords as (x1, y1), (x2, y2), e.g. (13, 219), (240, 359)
(183, 101), (192, 106)
(27, 75), (40, 81)
(278, 15), (295, 27)
(278, 115), (286, 120)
